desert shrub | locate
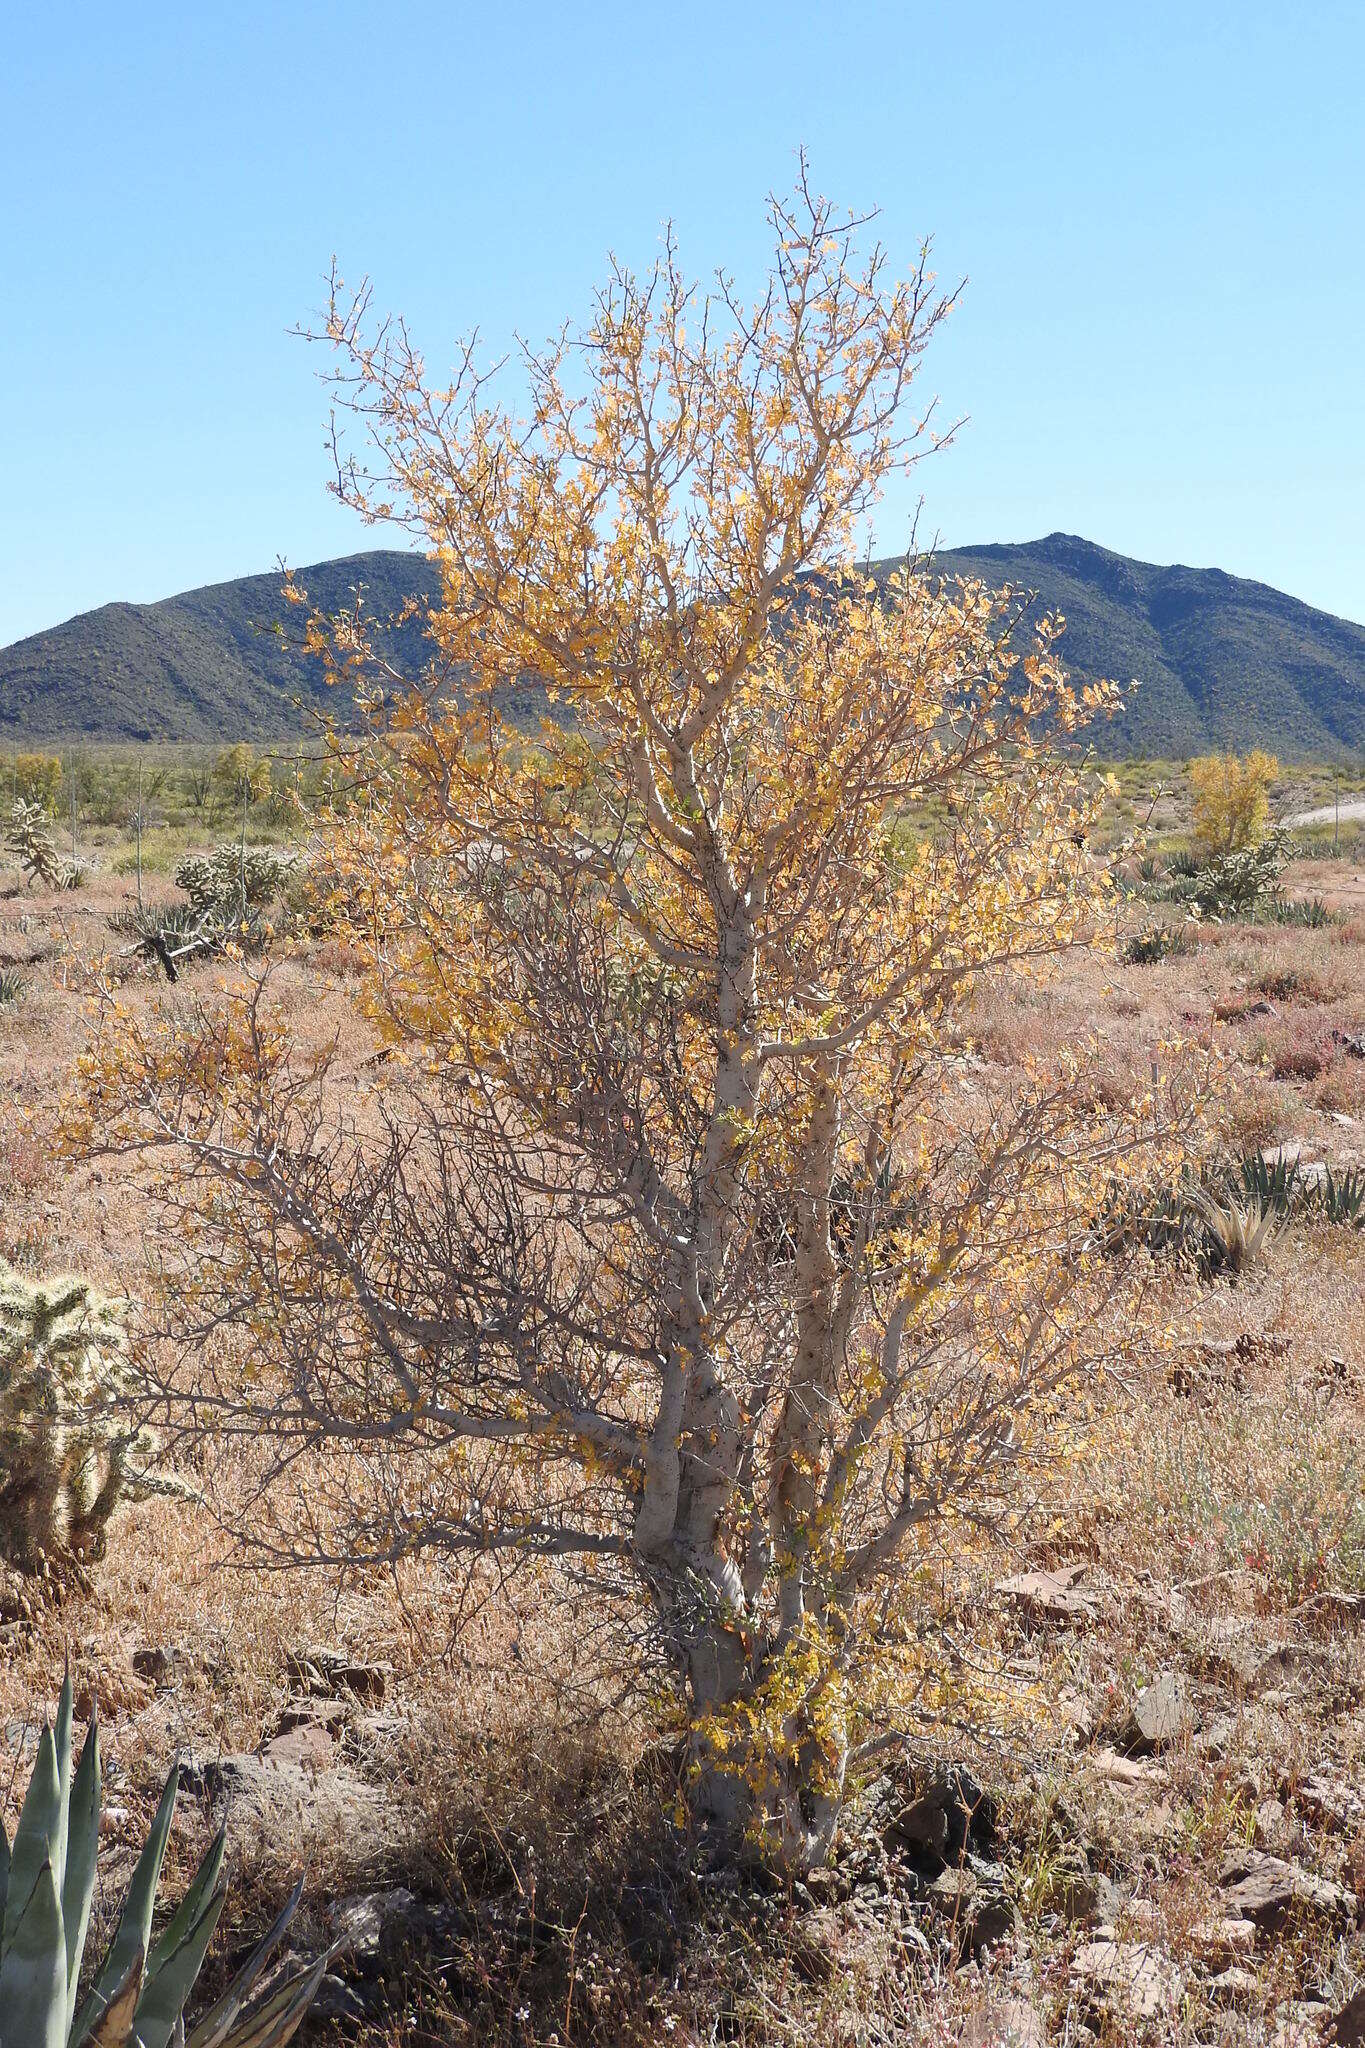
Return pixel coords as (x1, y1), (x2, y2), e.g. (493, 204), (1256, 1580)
(1315, 1059), (1365, 1119)
(176, 841), (296, 918)
(70, 177), (1208, 1873)
(0, 966), (26, 1007)
(1189, 749), (1278, 858)
(0, 1263), (171, 1569)
(1149, 1382), (1365, 1606)
(1261, 1023), (1331, 1082)
(1122, 921), (1194, 966)
(1254, 961), (1338, 1005)
(10, 750), (63, 814)
(1317, 1164), (1365, 1228)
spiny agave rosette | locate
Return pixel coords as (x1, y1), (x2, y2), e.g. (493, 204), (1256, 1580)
(0, 1264), (173, 1569)
(0, 1674), (324, 2048)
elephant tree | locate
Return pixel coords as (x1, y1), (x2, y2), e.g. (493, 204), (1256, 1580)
(72, 171), (1200, 1869)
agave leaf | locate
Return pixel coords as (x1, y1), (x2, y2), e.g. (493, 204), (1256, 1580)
(0, 1857), (68, 2048)
(2, 1722), (62, 1959)
(88, 1955), (143, 2046)
(53, 1667), (74, 1895)
(211, 1955), (331, 2048)
(72, 1763), (180, 2045)
(130, 1878), (227, 2048)
(64, 1714), (103, 2028)
(1, 1815), (10, 1928)
(185, 1873), (303, 2048)
(147, 1829), (226, 1978)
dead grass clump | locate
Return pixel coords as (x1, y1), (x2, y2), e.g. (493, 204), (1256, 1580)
(1315, 1057), (1365, 1119)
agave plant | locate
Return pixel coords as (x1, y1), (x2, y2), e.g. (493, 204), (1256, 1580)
(0, 1674), (324, 2048)
(1186, 1184), (1280, 1278)
(1234, 1148), (1303, 1217)
(1317, 1165), (1365, 1229)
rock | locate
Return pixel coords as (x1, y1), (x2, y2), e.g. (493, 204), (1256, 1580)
(181, 1751), (400, 1872)
(262, 1718), (338, 1771)
(1032, 1861), (1120, 1927)
(1071, 1939), (1182, 2024)
(960, 1995), (1046, 2045)
(789, 1905), (844, 1984)
(285, 1644), (389, 1705)
(1253, 1797), (1289, 1851)
(131, 1644), (197, 1686)
(925, 1864), (1019, 1958)
(1328, 1986), (1365, 2045)
(886, 1792), (950, 1857)
(1200, 1915), (1257, 1965)
(1091, 1745), (1166, 1791)
(879, 1762), (997, 1866)
(1218, 1851), (1355, 1935)
(1295, 1770), (1364, 1833)
(1210, 1964), (1261, 2009)
(996, 1564), (1099, 1625)
(1191, 1713), (1235, 1759)
(1121, 1671), (1195, 1753)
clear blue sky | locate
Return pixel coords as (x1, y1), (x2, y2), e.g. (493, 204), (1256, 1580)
(3, 1), (1362, 647)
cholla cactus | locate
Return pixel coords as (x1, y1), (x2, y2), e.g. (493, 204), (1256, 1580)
(0, 1265), (165, 1569)
(0, 1672), (324, 2047)
(5, 799), (74, 891)
(174, 844), (296, 922)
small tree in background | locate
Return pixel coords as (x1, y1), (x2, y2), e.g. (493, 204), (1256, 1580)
(74, 172), (1202, 1869)
(12, 751), (63, 815)
(1190, 748), (1278, 858)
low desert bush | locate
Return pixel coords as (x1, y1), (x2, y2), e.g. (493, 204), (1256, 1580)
(1146, 1380), (1365, 1606)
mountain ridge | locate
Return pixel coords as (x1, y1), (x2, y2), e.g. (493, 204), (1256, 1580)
(4, 534), (1363, 756)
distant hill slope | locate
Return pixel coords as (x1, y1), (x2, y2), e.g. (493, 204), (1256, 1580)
(3, 534), (1363, 756)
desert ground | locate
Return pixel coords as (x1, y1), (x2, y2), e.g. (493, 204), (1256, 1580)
(2, 759), (1364, 2047)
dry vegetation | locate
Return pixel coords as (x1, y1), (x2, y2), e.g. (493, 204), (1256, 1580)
(1, 756), (1363, 2047)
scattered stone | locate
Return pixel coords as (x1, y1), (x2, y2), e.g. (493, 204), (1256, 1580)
(960, 1995), (1046, 2045)
(877, 1762), (997, 1866)
(1121, 1670), (1196, 1753)
(789, 1906), (844, 1984)
(996, 1564), (1099, 1625)
(285, 1644), (389, 1705)
(1071, 1939), (1182, 2024)
(1253, 1797), (1289, 1851)
(1200, 1915), (1257, 1965)
(1210, 1964), (1261, 2010)
(1091, 1745), (1167, 1791)
(886, 1792), (950, 1857)
(262, 1717), (338, 1771)
(181, 1750), (400, 1871)
(131, 1644), (194, 1686)
(1295, 1771), (1365, 1832)
(1191, 1713), (1235, 1760)
(1327, 1986), (1365, 2046)
(1033, 1864), (1121, 1928)
(1217, 1851), (1355, 1936)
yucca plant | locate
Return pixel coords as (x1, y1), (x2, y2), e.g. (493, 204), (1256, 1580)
(1317, 1165), (1365, 1229)
(0, 966), (26, 1007)
(1234, 1148), (1303, 1216)
(1262, 894), (1331, 929)
(0, 1674), (324, 2048)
